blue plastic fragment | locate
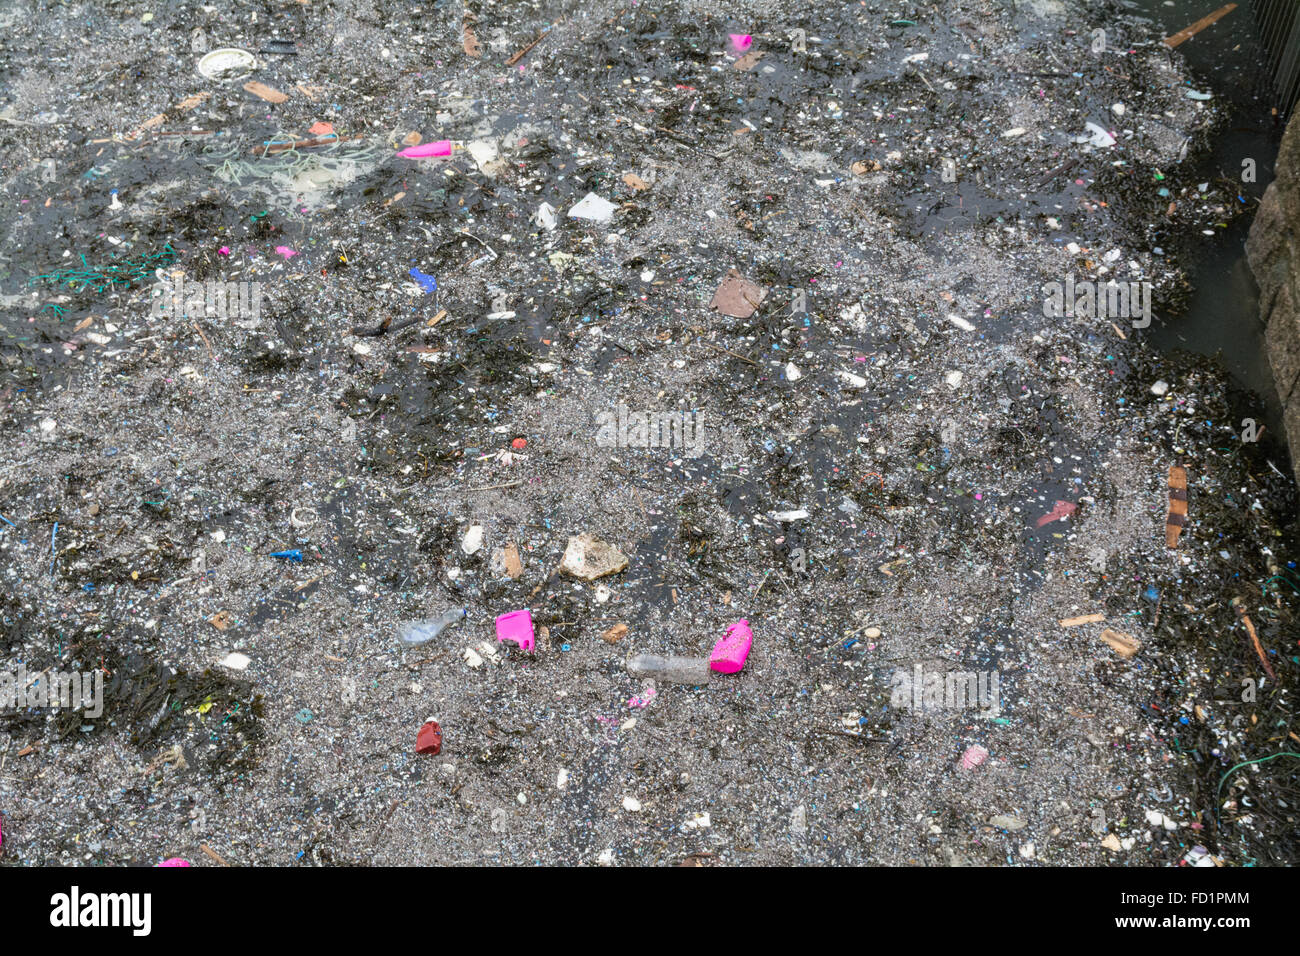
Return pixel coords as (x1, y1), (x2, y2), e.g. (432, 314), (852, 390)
(409, 268), (437, 293)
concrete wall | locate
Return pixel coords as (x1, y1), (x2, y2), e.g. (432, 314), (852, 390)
(1246, 112), (1300, 484)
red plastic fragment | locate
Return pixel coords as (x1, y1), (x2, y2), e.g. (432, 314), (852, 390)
(416, 720), (442, 755)
(1035, 500), (1077, 527)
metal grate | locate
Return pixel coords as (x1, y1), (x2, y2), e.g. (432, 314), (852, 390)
(1251, 0), (1300, 116)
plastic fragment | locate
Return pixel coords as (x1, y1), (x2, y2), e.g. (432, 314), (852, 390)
(495, 609), (535, 653)
(710, 619), (753, 673)
(398, 139), (452, 158)
(626, 654), (712, 685)
(398, 608), (467, 645)
(416, 719), (442, 755)
(567, 192), (618, 223)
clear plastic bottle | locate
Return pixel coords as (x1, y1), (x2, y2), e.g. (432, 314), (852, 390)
(626, 654), (712, 685)
(398, 608), (467, 645)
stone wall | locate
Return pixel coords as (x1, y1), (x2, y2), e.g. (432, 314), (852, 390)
(1246, 112), (1300, 485)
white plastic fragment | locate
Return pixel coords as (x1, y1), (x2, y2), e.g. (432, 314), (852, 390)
(466, 139), (501, 173)
(568, 192), (618, 223)
(1145, 809), (1179, 830)
(1076, 122), (1116, 148)
(461, 524), (485, 555)
(218, 652), (251, 671)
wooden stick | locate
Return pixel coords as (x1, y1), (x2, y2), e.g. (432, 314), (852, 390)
(1237, 608), (1276, 680)
(252, 134), (361, 155)
(192, 322), (216, 361)
(505, 28), (550, 66)
(699, 341), (758, 366)
(1059, 613), (1105, 628)
(1164, 4), (1237, 49)
(200, 843), (231, 866)
(468, 480), (524, 492)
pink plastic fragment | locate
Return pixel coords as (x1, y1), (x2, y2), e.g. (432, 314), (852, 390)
(728, 34), (753, 54)
(495, 609), (535, 653)
(218, 246), (231, 256)
(710, 618), (753, 673)
(961, 745), (989, 770)
(1035, 500), (1077, 527)
(274, 245), (297, 259)
(157, 858), (192, 867)
(398, 140), (453, 158)
(627, 686), (657, 709)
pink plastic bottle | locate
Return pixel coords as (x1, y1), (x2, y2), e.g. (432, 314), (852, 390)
(710, 619), (753, 673)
